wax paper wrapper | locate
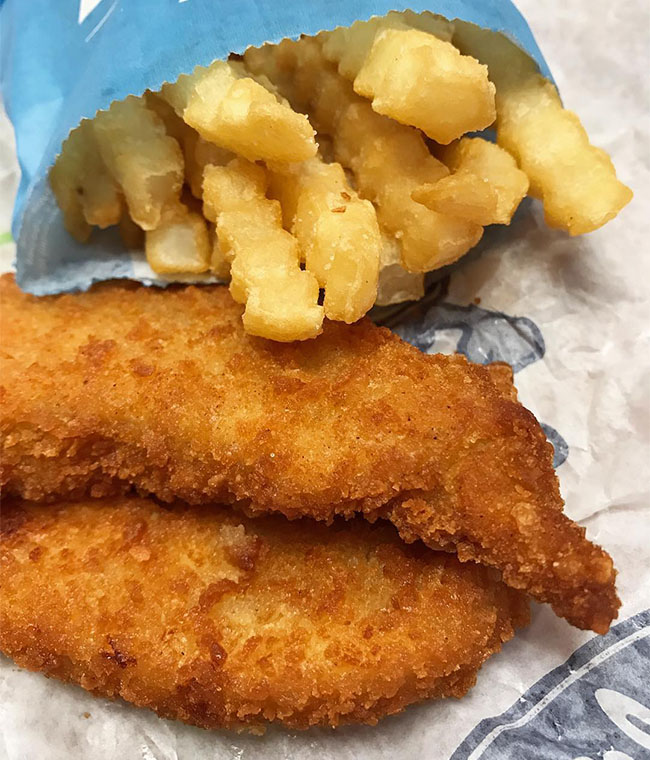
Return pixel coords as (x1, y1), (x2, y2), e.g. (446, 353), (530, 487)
(0, 0), (649, 758)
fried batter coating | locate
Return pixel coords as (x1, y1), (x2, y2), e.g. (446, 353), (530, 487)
(0, 497), (529, 730)
(0, 275), (618, 632)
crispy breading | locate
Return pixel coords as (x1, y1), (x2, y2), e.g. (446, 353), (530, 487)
(0, 497), (529, 731)
(0, 275), (619, 632)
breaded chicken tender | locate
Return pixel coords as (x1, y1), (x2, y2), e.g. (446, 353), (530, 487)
(0, 497), (529, 731)
(0, 275), (618, 632)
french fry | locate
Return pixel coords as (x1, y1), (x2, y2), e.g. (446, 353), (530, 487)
(144, 91), (189, 145)
(188, 137), (231, 198)
(248, 38), (482, 273)
(49, 120), (123, 241)
(209, 224), (231, 281)
(242, 39), (300, 97)
(338, 103), (483, 271)
(146, 92), (233, 200)
(49, 138), (92, 242)
(93, 96), (184, 230)
(321, 11), (453, 81)
(160, 60), (316, 163)
(145, 93), (229, 204)
(202, 158), (323, 341)
(269, 158), (381, 323)
(453, 22), (632, 234)
(413, 137), (529, 225)
(145, 208), (211, 274)
(239, 267), (323, 342)
(414, 174), (499, 227)
(201, 158), (269, 242)
(375, 235), (425, 306)
(321, 14), (494, 143)
(354, 28), (495, 143)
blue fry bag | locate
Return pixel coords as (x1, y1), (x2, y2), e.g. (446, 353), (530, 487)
(0, 0), (551, 295)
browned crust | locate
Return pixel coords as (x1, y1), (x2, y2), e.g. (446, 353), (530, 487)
(0, 497), (529, 731)
(385, 494), (618, 635)
(0, 274), (619, 631)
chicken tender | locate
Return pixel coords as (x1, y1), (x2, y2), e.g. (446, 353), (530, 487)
(0, 497), (529, 731)
(0, 275), (619, 632)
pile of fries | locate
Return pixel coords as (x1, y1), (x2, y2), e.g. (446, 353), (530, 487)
(50, 13), (632, 341)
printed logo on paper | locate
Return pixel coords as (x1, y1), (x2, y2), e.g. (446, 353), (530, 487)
(450, 610), (650, 760)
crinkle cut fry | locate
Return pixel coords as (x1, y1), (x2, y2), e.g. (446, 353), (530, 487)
(0, 497), (529, 731)
(92, 96), (185, 231)
(48, 119), (123, 241)
(413, 137), (529, 226)
(268, 157), (381, 323)
(244, 38), (482, 274)
(452, 21), (632, 235)
(144, 208), (211, 275)
(319, 10), (455, 82)
(326, 23), (496, 144)
(160, 59), (316, 163)
(144, 91), (231, 199)
(201, 158), (323, 341)
(0, 275), (619, 632)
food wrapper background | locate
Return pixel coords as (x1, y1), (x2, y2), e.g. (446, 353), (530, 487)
(0, 0), (649, 758)
(0, 0), (554, 294)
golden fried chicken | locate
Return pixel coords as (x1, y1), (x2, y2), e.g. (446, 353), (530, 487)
(0, 275), (619, 632)
(0, 497), (528, 730)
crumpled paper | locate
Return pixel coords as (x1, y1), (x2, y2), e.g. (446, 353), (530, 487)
(0, 0), (649, 758)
